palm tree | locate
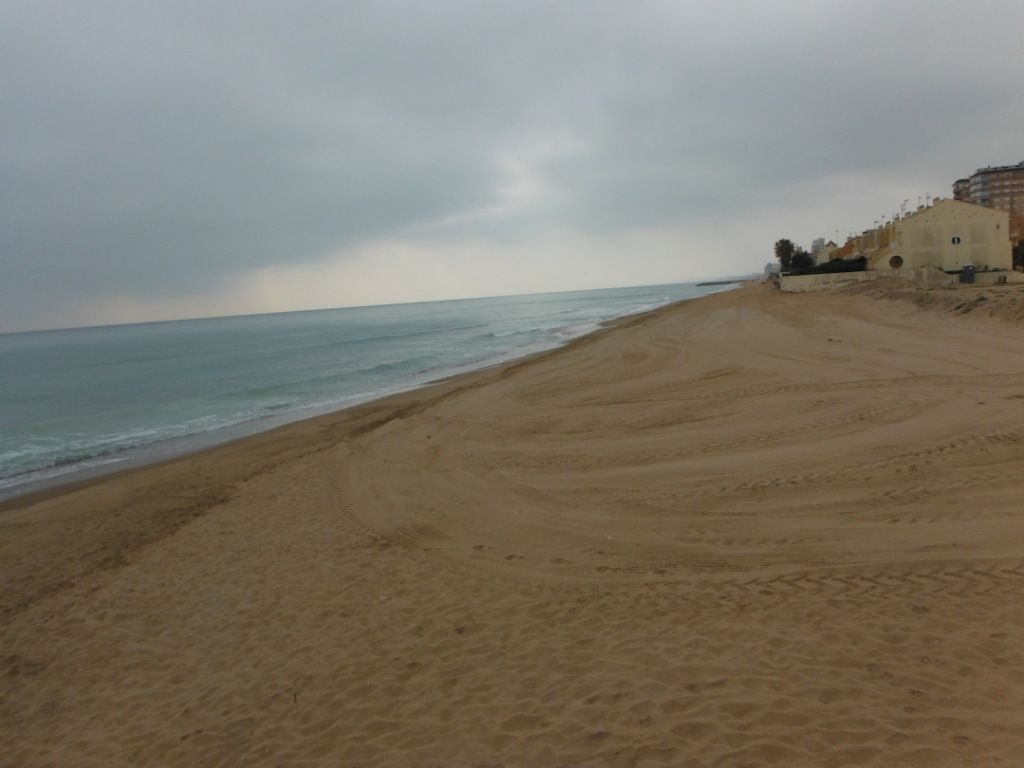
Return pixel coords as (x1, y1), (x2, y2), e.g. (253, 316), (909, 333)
(774, 239), (796, 271)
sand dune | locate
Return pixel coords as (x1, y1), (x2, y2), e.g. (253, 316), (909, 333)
(4, 282), (1024, 766)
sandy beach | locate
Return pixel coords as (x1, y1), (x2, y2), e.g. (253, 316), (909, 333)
(3, 281), (1024, 766)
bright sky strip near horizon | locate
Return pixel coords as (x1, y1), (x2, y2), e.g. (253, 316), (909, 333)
(2, 1), (1023, 333)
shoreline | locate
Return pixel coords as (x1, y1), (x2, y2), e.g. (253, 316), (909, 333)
(0, 283), (739, 507)
(6, 279), (1024, 765)
(0, 287), (735, 624)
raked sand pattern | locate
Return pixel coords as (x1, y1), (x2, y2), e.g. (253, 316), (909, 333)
(4, 282), (1024, 766)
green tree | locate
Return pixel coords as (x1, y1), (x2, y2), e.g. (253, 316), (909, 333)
(791, 249), (814, 270)
(774, 239), (795, 270)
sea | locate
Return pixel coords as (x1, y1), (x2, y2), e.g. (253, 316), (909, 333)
(0, 281), (737, 500)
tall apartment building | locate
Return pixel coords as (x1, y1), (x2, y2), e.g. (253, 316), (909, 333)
(972, 163), (1024, 213)
(953, 162), (1024, 247)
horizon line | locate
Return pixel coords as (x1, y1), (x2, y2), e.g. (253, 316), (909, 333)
(0, 274), (753, 337)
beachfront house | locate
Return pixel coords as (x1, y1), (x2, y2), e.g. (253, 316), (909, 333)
(867, 199), (1012, 274)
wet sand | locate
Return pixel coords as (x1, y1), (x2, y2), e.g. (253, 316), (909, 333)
(4, 281), (1024, 766)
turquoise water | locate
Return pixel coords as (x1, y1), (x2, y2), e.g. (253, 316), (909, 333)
(0, 282), (735, 498)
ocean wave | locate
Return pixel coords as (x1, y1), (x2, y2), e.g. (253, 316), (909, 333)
(0, 413), (243, 481)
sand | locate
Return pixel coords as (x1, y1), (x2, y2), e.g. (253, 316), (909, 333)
(3, 281), (1024, 766)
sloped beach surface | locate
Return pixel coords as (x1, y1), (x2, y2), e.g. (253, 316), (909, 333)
(4, 282), (1024, 766)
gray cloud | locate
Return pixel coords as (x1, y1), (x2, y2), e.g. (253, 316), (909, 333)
(2, 1), (1023, 329)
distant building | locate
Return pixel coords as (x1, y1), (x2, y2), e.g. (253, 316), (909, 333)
(953, 162), (1024, 235)
(969, 163), (1024, 213)
(866, 199), (1011, 273)
(811, 239), (837, 265)
(847, 221), (896, 258)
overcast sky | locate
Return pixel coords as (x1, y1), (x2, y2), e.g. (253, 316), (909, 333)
(2, 1), (1023, 331)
